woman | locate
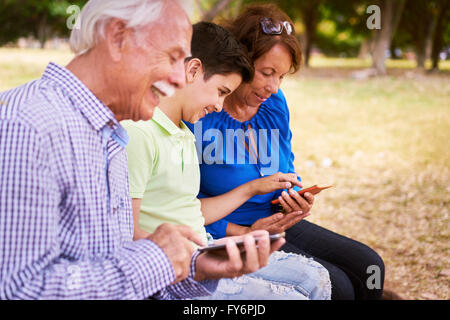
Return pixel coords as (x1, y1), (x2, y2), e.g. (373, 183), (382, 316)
(187, 4), (385, 300)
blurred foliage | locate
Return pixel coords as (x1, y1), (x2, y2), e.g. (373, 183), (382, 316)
(0, 0), (87, 47)
(1, 0), (449, 69)
(315, 0), (371, 57)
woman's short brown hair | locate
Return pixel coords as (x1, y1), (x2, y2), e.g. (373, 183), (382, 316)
(221, 3), (302, 74)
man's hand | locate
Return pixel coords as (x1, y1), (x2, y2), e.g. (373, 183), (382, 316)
(249, 210), (309, 234)
(249, 172), (302, 196)
(147, 223), (205, 284)
(194, 230), (285, 281)
(278, 189), (315, 215)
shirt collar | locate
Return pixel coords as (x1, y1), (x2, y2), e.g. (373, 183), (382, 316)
(42, 62), (118, 132)
(152, 107), (195, 141)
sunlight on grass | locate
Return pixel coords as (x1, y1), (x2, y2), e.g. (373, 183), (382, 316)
(0, 48), (73, 91)
(310, 56), (450, 70)
(281, 72), (450, 300)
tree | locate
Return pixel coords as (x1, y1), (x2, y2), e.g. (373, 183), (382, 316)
(196, 0), (323, 66)
(194, 0), (377, 67)
(0, 0), (87, 48)
(371, 0), (406, 75)
(278, 0), (323, 67)
(398, 1), (437, 70)
(430, 0), (450, 70)
(298, 0), (322, 67)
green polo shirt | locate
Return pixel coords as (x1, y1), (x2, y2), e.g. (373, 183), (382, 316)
(121, 108), (207, 243)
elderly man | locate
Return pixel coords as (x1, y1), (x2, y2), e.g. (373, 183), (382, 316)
(0, 0), (284, 299)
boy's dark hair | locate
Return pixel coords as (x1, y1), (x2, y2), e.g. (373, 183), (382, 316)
(188, 21), (254, 83)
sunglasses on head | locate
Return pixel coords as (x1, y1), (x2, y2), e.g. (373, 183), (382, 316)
(260, 17), (293, 35)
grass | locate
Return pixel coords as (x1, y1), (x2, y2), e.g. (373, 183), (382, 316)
(0, 48), (73, 91)
(283, 67), (450, 300)
(1, 48), (449, 299)
(309, 56), (450, 70)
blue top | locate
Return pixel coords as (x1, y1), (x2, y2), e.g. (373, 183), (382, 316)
(186, 89), (301, 239)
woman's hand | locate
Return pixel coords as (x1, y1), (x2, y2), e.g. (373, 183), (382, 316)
(248, 172), (302, 196)
(278, 189), (315, 215)
(249, 211), (310, 234)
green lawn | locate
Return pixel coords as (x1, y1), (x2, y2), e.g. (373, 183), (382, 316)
(1, 48), (449, 299)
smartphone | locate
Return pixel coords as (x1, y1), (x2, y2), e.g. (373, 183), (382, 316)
(197, 233), (284, 253)
(271, 185), (333, 205)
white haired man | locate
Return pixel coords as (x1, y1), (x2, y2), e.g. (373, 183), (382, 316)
(0, 0), (284, 299)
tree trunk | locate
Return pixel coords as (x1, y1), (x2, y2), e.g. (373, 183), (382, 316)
(416, 45), (427, 69)
(300, 1), (320, 67)
(371, 0), (406, 75)
(303, 20), (316, 67)
(414, 9), (435, 70)
(391, 0), (406, 39)
(359, 39), (372, 59)
(37, 14), (48, 49)
(415, 22), (429, 70)
(425, 18), (436, 61)
(371, 1), (394, 75)
(431, 0), (450, 70)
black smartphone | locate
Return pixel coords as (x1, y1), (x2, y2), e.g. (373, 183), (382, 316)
(197, 233), (284, 253)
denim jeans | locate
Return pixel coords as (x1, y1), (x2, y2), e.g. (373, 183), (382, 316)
(196, 250), (331, 300)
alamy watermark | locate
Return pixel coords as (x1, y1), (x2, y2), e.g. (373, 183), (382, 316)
(189, 122), (280, 174)
(67, 265), (82, 290)
(65, 3), (381, 31)
(366, 265), (382, 290)
(367, 5), (381, 30)
(66, 4), (81, 30)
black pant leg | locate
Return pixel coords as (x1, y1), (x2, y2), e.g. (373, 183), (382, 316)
(280, 241), (355, 300)
(281, 220), (385, 300)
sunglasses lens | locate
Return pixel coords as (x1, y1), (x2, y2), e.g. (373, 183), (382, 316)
(261, 18), (282, 34)
(261, 18), (293, 35)
(284, 22), (293, 35)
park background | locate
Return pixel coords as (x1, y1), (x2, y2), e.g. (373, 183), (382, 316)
(0, 0), (449, 299)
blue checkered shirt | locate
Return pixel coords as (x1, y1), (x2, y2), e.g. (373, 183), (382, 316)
(0, 62), (215, 299)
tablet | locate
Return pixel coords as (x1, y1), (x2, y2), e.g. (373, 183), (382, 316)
(197, 233), (284, 253)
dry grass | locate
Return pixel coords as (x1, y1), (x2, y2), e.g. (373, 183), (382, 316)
(283, 68), (450, 300)
(0, 48), (73, 91)
(0, 48), (448, 299)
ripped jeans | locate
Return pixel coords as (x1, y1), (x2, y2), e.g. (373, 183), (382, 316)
(196, 251), (331, 300)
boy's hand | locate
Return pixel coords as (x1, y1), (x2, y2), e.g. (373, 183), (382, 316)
(194, 230), (285, 281)
(249, 172), (302, 196)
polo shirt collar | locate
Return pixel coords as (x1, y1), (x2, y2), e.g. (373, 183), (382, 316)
(42, 62), (118, 132)
(152, 107), (195, 141)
